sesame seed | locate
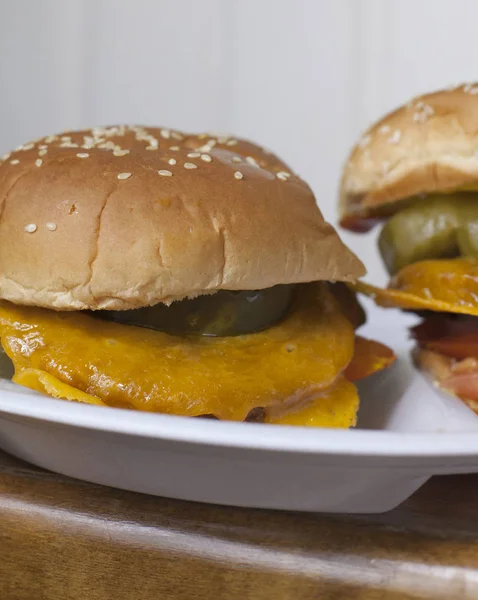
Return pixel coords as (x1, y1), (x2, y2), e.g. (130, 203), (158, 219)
(117, 172), (132, 180)
(470, 87), (478, 95)
(276, 172), (290, 181)
(46, 222), (57, 231)
(76, 152), (89, 158)
(10, 159), (19, 165)
(23, 143), (35, 151)
(246, 156), (258, 166)
(2, 153), (11, 161)
(413, 102), (435, 123)
(187, 152), (200, 158)
(113, 149), (129, 156)
(200, 154), (212, 163)
(24, 223), (37, 233)
(358, 135), (371, 148)
(217, 136), (229, 144)
(198, 144), (212, 153)
(378, 125), (391, 134)
(38, 144), (48, 150)
(234, 171), (243, 180)
(184, 162), (197, 169)
(171, 131), (183, 141)
(160, 129), (171, 139)
(169, 146), (180, 151)
(35, 159), (43, 167)
(60, 136), (71, 142)
(146, 146), (158, 151)
(38, 149), (48, 156)
(345, 174), (360, 188)
(158, 170), (173, 177)
(168, 158), (177, 165)
(232, 156), (242, 163)
(45, 135), (57, 143)
(226, 139), (238, 146)
(387, 129), (401, 144)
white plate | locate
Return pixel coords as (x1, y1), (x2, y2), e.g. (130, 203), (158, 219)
(1, 299), (478, 514)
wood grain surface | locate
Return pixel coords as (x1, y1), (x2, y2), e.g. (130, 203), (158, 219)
(2, 449), (478, 600)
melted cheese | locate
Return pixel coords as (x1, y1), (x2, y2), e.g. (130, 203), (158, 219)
(14, 368), (359, 428)
(344, 336), (396, 381)
(266, 377), (359, 427)
(354, 258), (478, 316)
(0, 283), (357, 424)
(14, 368), (106, 406)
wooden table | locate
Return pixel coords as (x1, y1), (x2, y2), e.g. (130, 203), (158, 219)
(2, 450), (478, 600)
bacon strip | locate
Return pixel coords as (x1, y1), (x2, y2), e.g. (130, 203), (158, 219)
(412, 314), (478, 360)
(413, 315), (478, 410)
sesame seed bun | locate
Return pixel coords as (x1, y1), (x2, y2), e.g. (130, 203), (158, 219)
(0, 126), (364, 310)
(339, 83), (478, 223)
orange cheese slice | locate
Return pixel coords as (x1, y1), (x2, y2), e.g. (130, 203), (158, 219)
(0, 283), (357, 424)
(344, 336), (396, 381)
(266, 377), (359, 427)
(354, 258), (478, 316)
(14, 368), (106, 406)
(14, 368), (359, 428)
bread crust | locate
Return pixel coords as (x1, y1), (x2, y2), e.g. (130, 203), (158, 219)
(0, 126), (364, 310)
(340, 84), (478, 221)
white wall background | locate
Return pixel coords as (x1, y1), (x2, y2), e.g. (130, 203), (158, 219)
(1, 0), (478, 281)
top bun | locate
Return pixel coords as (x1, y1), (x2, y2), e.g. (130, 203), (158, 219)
(0, 126), (363, 310)
(340, 83), (478, 224)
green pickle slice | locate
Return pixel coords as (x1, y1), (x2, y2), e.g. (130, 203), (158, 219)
(101, 285), (295, 337)
(378, 193), (478, 275)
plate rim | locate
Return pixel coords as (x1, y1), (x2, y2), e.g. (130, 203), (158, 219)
(2, 385), (478, 460)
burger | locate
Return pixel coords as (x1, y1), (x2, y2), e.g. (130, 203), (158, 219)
(340, 83), (478, 412)
(0, 125), (394, 427)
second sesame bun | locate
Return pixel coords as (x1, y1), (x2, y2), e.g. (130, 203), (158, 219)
(339, 84), (478, 225)
(0, 126), (364, 311)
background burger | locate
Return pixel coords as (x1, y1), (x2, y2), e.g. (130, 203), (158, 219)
(0, 126), (394, 427)
(340, 84), (478, 412)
